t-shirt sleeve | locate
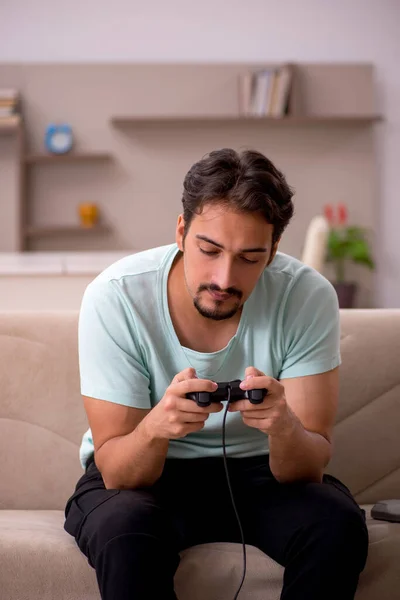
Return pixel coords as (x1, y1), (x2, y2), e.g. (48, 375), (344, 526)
(78, 277), (151, 408)
(278, 270), (341, 379)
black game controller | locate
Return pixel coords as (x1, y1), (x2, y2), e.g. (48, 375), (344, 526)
(186, 379), (268, 407)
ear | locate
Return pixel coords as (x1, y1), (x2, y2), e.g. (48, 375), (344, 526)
(176, 214), (185, 251)
(267, 238), (281, 265)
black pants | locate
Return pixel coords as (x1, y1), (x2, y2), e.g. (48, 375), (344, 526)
(64, 454), (368, 600)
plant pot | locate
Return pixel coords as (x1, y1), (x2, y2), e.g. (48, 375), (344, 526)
(332, 282), (357, 309)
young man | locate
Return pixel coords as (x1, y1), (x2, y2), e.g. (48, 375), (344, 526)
(64, 148), (368, 599)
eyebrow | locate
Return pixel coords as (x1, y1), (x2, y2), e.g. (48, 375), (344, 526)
(195, 235), (268, 254)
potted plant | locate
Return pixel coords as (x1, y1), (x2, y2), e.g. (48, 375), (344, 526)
(323, 203), (374, 308)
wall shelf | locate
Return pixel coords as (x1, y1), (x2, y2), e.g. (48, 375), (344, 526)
(111, 115), (383, 127)
(24, 152), (113, 164)
(25, 224), (111, 238)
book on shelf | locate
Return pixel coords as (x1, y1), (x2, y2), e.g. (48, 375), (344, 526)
(0, 88), (20, 119)
(238, 64), (294, 118)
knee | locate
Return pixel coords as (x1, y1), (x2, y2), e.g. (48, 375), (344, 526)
(307, 479), (365, 525)
(303, 481), (368, 564)
(79, 488), (168, 563)
(96, 489), (165, 543)
(304, 508), (369, 574)
(323, 508), (368, 544)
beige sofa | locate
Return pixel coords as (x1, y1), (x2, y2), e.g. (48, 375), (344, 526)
(0, 309), (399, 600)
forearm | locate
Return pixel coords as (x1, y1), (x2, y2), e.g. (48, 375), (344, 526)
(96, 416), (169, 490)
(268, 413), (332, 484)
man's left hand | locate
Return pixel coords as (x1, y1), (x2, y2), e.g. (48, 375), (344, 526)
(228, 366), (298, 437)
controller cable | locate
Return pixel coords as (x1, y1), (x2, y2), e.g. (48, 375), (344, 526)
(222, 386), (247, 599)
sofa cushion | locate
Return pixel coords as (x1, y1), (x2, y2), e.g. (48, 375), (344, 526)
(0, 510), (98, 600)
(0, 507), (399, 600)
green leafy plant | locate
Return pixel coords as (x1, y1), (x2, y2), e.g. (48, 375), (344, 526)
(324, 204), (374, 283)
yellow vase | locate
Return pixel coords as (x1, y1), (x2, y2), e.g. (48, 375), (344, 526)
(78, 203), (99, 228)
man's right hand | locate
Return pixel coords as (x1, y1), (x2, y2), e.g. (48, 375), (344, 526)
(143, 368), (223, 440)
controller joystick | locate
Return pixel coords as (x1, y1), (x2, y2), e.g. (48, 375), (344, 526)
(186, 379), (268, 407)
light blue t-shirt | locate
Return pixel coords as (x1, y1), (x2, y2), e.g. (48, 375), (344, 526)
(78, 243), (341, 469)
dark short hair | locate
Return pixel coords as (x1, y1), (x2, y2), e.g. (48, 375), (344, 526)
(182, 148), (294, 246)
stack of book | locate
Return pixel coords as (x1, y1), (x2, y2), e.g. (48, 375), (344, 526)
(0, 89), (20, 124)
(238, 64), (294, 118)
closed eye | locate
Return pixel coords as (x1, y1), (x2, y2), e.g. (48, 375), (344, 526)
(199, 248), (259, 264)
(199, 248), (219, 256)
(241, 256), (259, 264)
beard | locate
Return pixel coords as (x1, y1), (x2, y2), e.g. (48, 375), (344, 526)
(193, 283), (243, 321)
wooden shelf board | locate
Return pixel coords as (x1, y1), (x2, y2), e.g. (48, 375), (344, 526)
(111, 114), (383, 126)
(25, 224), (111, 237)
(24, 152), (113, 164)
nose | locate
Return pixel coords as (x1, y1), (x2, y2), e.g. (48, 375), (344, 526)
(211, 256), (237, 292)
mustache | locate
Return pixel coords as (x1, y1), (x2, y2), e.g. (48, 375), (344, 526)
(198, 283), (242, 299)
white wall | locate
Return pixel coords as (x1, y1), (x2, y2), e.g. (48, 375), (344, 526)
(1, 0), (400, 307)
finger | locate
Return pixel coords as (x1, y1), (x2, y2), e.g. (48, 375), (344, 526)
(171, 368), (197, 384)
(241, 417), (268, 431)
(240, 409), (274, 419)
(244, 366), (265, 379)
(228, 399), (255, 412)
(177, 397), (224, 414)
(228, 397), (276, 412)
(172, 378), (218, 398)
(240, 375), (280, 394)
(179, 411), (210, 423)
(174, 422), (207, 438)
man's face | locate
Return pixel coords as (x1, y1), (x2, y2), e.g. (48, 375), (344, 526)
(176, 203), (278, 321)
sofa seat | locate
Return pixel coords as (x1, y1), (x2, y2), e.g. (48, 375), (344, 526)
(0, 507), (399, 600)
